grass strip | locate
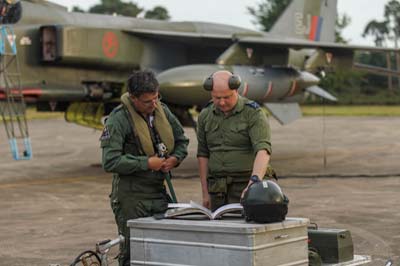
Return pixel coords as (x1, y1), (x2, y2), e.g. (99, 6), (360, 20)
(301, 105), (400, 116)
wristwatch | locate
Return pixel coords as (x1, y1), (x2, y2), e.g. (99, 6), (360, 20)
(250, 175), (260, 183)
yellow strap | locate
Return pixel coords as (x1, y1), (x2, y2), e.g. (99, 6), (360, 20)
(120, 93), (174, 156)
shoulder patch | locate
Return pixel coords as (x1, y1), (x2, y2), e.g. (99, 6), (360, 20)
(99, 126), (111, 141)
(245, 101), (260, 109)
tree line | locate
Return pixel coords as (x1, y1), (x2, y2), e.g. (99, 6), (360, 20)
(72, 0), (170, 20)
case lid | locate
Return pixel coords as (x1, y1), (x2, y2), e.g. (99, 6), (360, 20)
(128, 217), (309, 234)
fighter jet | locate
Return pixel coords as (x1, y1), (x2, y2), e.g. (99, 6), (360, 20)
(0, 0), (396, 130)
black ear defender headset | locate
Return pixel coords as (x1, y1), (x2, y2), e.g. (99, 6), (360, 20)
(203, 72), (241, 91)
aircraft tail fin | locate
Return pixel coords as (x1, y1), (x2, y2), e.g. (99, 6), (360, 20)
(269, 0), (337, 42)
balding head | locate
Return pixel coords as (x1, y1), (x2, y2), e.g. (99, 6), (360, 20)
(210, 70), (239, 114)
(211, 70), (234, 92)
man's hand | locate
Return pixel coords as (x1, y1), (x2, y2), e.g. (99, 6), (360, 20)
(148, 156), (165, 171)
(161, 156), (178, 172)
(240, 180), (253, 200)
(202, 192), (210, 209)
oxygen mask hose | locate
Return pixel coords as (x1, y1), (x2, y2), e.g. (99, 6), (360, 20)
(156, 142), (178, 203)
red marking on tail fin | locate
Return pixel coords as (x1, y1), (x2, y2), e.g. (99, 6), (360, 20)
(308, 16), (319, 41)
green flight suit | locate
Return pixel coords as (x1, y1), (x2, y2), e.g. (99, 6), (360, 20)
(101, 102), (188, 266)
(197, 96), (272, 211)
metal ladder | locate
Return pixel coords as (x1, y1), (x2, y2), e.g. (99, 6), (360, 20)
(0, 25), (32, 160)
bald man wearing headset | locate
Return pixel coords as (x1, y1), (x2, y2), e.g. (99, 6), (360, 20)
(197, 70), (276, 211)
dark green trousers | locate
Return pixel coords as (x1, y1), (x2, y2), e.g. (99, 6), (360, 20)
(207, 175), (248, 212)
(207, 167), (277, 211)
(110, 175), (168, 266)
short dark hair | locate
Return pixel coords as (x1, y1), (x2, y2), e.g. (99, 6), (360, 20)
(127, 70), (159, 97)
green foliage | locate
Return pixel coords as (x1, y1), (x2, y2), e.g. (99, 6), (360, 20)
(362, 20), (390, 47)
(247, 0), (291, 31)
(335, 14), (351, 44)
(356, 52), (387, 67)
(331, 91), (400, 105)
(384, 0), (400, 45)
(72, 6), (85, 13)
(355, 51), (390, 90)
(363, 0), (400, 47)
(88, 0), (143, 17)
(307, 69), (400, 105)
(76, 1), (170, 21)
(319, 70), (364, 95)
(144, 6), (170, 20)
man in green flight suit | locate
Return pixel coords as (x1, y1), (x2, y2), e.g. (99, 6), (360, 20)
(100, 70), (189, 266)
(197, 70), (275, 211)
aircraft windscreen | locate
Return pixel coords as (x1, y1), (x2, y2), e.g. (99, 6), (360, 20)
(41, 26), (56, 61)
(0, 1), (22, 24)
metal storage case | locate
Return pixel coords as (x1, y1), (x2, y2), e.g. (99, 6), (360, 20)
(128, 217), (309, 266)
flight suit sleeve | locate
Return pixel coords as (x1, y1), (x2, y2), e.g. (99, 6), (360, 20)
(100, 112), (149, 174)
(248, 109), (272, 155)
(196, 110), (209, 158)
(163, 105), (189, 163)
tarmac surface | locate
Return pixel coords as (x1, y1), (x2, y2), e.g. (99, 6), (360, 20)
(1, 116), (400, 266)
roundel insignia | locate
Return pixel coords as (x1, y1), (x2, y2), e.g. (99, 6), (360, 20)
(102, 31), (119, 58)
(99, 126), (111, 141)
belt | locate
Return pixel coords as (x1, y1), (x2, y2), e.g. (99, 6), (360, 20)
(208, 173), (250, 184)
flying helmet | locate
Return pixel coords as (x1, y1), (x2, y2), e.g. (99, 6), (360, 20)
(1, 0), (16, 5)
(0, 0), (21, 24)
(241, 180), (289, 223)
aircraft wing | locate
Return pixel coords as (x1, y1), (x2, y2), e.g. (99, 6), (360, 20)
(124, 27), (262, 47)
(126, 29), (397, 72)
(126, 28), (398, 53)
(237, 36), (398, 53)
(124, 28), (238, 48)
(126, 28), (233, 40)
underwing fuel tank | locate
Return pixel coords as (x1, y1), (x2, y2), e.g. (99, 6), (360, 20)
(157, 64), (320, 107)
